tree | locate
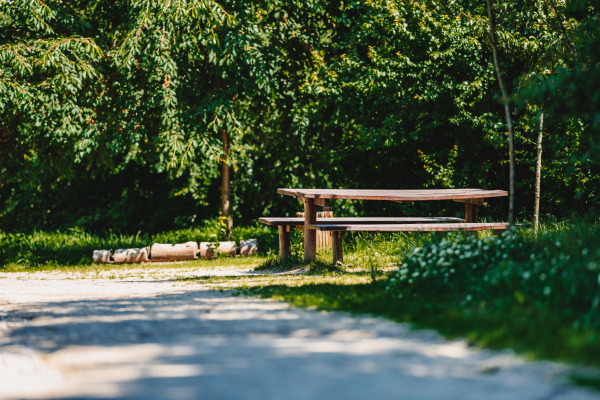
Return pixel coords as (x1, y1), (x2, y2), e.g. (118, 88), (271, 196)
(486, 0), (516, 224)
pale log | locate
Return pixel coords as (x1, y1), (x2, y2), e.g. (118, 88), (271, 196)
(93, 250), (113, 264)
(218, 241), (237, 257)
(113, 247), (150, 263)
(199, 242), (215, 259)
(151, 242), (198, 262)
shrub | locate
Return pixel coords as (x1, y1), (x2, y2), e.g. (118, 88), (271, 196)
(386, 228), (600, 329)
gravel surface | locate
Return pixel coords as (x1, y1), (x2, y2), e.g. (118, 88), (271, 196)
(1, 268), (599, 400)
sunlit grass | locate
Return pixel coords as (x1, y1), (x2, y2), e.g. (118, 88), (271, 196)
(0, 223), (276, 269)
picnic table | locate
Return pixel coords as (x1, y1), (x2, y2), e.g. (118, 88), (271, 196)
(277, 188), (508, 261)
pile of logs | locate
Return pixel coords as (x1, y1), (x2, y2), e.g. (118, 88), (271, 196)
(93, 239), (257, 264)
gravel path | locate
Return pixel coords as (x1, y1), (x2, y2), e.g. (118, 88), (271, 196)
(1, 269), (599, 400)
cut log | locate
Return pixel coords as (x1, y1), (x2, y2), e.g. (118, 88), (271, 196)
(113, 247), (150, 263)
(240, 238), (258, 257)
(93, 250), (113, 264)
(199, 242), (215, 259)
(150, 242), (198, 262)
(198, 242), (236, 258)
(218, 241), (236, 257)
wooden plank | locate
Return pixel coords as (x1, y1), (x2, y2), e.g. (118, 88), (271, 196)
(278, 226), (291, 259)
(332, 231), (344, 264)
(308, 222), (512, 232)
(303, 198), (317, 261)
(258, 217), (465, 226)
(277, 188), (507, 201)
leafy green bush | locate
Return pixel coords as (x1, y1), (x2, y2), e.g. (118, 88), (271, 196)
(386, 227), (600, 329)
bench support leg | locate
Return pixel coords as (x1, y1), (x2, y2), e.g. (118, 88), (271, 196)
(464, 203), (479, 237)
(332, 232), (344, 264)
(303, 198), (317, 261)
(465, 203), (479, 223)
(278, 226), (291, 259)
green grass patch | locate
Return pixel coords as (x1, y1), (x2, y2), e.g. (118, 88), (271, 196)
(0, 223), (276, 269)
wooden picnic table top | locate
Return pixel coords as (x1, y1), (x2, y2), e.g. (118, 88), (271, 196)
(277, 188), (508, 201)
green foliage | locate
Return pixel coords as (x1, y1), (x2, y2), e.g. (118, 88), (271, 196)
(386, 225), (600, 329)
(1, 0), (599, 232)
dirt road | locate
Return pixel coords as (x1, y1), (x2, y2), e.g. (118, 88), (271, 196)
(1, 268), (599, 399)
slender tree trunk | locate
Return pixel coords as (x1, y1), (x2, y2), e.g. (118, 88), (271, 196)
(221, 129), (233, 240)
(486, 0), (516, 225)
(534, 110), (543, 234)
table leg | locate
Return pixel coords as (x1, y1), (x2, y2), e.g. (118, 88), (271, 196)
(332, 232), (344, 264)
(465, 203), (478, 223)
(303, 197), (317, 261)
(278, 226), (291, 259)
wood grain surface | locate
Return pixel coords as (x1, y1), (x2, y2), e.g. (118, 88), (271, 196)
(277, 188), (507, 201)
(303, 198), (317, 261)
(258, 217), (465, 226)
(308, 222), (513, 232)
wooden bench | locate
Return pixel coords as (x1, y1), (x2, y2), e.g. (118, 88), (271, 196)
(309, 222), (514, 263)
(258, 217), (465, 259)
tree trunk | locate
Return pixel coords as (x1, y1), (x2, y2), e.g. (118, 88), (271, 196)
(221, 129), (233, 240)
(486, 0), (516, 225)
(534, 111), (543, 234)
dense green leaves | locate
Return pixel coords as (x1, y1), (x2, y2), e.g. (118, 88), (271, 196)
(1, 0), (599, 232)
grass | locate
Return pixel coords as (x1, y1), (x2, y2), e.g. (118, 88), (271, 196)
(0, 222), (276, 269)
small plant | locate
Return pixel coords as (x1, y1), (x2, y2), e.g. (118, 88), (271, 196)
(207, 216), (229, 257)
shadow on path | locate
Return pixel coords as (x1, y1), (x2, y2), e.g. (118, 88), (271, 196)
(1, 289), (598, 400)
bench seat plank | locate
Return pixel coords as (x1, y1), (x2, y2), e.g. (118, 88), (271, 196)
(259, 217), (465, 227)
(308, 222), (512, 232)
